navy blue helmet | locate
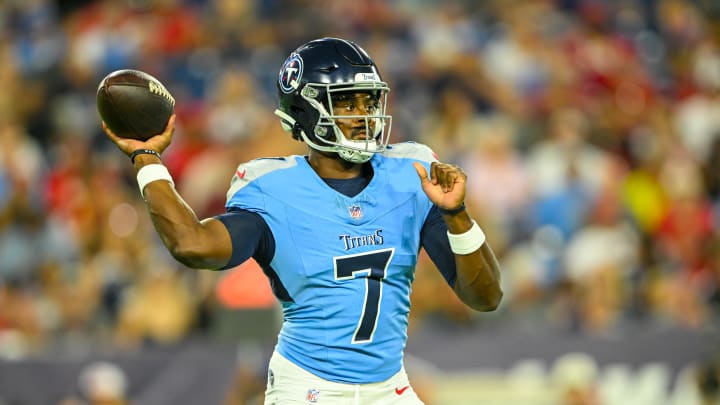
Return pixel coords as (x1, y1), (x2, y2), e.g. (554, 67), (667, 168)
(274, 37), (392, 163)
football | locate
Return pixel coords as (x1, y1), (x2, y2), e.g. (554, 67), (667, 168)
(96, 69), (175, 141)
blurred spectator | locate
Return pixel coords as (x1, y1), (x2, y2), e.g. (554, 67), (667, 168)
(115, 263), (195, 347)
(562, 161), (640, 333)
(61, 361), (131, 405)
(551, 352), (601, 405)
(417, 83), (484, 164)
(460, 113), (531, 251)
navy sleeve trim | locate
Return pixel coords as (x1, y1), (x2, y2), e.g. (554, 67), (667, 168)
(420, 205), (457, 287)
(214, 209), (292, 302)
(214, 208), (275, 270)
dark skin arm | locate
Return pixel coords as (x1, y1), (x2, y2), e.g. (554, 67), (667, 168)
(414, 162), (503, 312)
(103, 116), (233, 269)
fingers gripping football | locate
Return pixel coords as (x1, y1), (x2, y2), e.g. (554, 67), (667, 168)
(413, 162), (467, 210)
(102, 115), (176, 157)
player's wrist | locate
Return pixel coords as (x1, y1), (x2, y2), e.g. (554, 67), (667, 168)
(130, 148), (162, 164)
(447, 220), (486, 255)
(136, 163), (174, 198)
(132, 153), (163, 171)
(438, 203), (466, 216)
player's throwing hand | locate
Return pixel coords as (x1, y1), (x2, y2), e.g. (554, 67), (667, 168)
(102, 115), (176, 158)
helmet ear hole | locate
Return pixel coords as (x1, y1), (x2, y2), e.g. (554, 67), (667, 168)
(289, 106), (307, 140)
(291, 122), (303, 141)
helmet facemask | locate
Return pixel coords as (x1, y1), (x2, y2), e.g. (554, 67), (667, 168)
(276, 81), (392, 164)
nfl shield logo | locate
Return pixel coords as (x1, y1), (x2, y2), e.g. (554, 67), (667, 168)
(348, 204), (363, 219)
(306, 388), (320, 402)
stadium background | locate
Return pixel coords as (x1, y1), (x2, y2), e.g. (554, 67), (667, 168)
(0, 0), (719, 404)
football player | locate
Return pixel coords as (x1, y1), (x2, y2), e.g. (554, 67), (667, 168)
(102, 37), (502, 404)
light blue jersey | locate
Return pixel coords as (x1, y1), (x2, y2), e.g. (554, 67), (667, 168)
(225, 142), (438, 383)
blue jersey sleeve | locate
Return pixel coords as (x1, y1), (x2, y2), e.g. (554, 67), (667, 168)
(420, 205), (457, 287)
(214, 208), (275, 269)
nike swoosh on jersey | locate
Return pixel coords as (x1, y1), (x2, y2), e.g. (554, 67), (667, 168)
(395, 386), (410, 395)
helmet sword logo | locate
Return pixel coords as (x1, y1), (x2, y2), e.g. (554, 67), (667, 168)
(279, 54), (303, 94)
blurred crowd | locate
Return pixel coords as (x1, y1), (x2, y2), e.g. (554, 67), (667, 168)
(0, 0), (720, 375)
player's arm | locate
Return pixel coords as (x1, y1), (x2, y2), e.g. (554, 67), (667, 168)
(441, 208), (502, 311)
(102, 116), (232, 269)
(414, 162), (503, 312)
(134, 153), (232, 269)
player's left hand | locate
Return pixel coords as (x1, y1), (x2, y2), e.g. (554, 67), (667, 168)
(413, 161), (466, 211)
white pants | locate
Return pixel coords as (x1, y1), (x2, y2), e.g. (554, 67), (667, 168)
(264, 351), (424, 405)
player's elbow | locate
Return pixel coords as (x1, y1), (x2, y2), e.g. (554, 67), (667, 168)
(482, 288), (503, 311)
(166, 238), (213, 269)
(162, 220), (230, 270)
(465, 286), (503, 312)
(168, 244), (203, 268)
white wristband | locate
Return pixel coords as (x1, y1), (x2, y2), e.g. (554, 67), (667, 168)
(447, 220), (486, 255)
(136, 164), (174, 197)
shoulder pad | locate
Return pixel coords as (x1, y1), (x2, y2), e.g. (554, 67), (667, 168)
(383, 142), (439, 163)
(226, 156), (298, 199)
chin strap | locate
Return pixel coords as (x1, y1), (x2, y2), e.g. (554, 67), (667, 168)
(338, 148), (373, 164)
(336, 132), (376, 163)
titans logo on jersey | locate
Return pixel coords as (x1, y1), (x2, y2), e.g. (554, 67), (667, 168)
(225, 142), (438, 384)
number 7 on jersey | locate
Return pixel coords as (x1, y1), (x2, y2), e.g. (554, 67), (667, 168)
(334, 248), (395, 344)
